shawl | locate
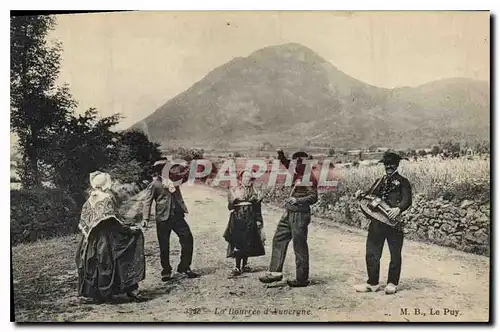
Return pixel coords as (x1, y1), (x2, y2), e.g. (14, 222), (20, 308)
(228, 184), (261, 205)
(78, 193), (123, 238)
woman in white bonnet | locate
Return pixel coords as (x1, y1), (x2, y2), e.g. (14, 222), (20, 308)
(75, 171), (146, 302)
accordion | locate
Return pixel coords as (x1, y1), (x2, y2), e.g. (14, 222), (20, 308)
(357, 193), (401, 227)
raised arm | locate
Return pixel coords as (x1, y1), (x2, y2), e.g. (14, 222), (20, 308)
(277, 148), (291, 170)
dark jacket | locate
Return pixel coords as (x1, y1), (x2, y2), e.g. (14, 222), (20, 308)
(365, 171), (412, 212)
(278, 154), (318, 212)
(142, 176), (189, 223)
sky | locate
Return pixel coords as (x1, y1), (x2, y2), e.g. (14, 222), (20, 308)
(50, 11), (490, 129)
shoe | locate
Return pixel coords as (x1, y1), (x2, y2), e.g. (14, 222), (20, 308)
(385, 283), (398, 295)
(354, 283), (380, 293)
(231, 268), (242, 276)
(287, 279), (310, 287)
(128, 293), (147, 303)
(242, 266), (252, 273)
(126, 289), (142, 300)
(178, 267), (200, 278)
(258, 273), (283, 283)
(161, 272), (172, 282)
(96, 294), (113, 303)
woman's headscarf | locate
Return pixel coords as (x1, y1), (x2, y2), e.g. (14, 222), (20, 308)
(237, 169), (254, 187)
(88, 171), (113, 206)
(230, 169), (261, 202)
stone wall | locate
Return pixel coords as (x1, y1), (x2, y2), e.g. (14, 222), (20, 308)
(310, 194), (490, 256)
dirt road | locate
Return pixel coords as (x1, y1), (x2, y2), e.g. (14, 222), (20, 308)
(13, 184), (490, 322)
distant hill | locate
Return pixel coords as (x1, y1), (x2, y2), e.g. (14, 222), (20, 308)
(131, 43), (490, 150)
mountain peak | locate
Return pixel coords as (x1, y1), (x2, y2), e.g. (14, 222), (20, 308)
(249, 42), (324, 61)
(263, 42), (315, 51)
(132, 43), (489, 150)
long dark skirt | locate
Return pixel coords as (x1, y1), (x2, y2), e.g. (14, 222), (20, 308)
(223, 205), (265, 258)
(76, 218), (146, 299)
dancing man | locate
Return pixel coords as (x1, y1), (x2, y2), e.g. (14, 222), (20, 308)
(142, 158), (199, 281)
(259, 149), (318, 287)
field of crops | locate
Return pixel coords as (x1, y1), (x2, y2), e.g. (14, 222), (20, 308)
(206, 155), (490, 203)
(337, 156), (490, 201)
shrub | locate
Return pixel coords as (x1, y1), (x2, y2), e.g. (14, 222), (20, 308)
(260, 141), (274, 151)
(11, 188), (80, 245)
(261, 185), (289, 205)
(114, 129), (163, 181)
(107, 159), (144, 185)
(431, 145), (442, 156)
(168, 147), (204, 162)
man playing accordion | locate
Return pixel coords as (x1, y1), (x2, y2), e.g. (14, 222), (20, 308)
(354, 151), (412, 295)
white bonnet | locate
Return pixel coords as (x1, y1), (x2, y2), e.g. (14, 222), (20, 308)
(89, 171), (112, 191)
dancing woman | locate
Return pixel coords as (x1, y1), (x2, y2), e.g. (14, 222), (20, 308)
(224, 170), (266, 276)
(75, 171), (146, 302)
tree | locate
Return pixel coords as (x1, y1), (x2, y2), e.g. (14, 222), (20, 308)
(442, 140), (461, 155)
(168, 147), (204, 163)
(260, 141), (274, 151)
(11, 15), (76, 189)
(328, 148), (335, 157)
(114, 129), (162, 180)
(475, 140), (490, 154)
(418, 149), (427, 157)
(107, 146), (145, 185)
(431, 145), (442, 157)
(42, 109), (121, 204)
(407, 149), (417, 157)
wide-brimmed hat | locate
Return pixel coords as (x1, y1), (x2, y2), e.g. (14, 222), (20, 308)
(153, 157), (168, 167)
(89, 171), (112, 191)
(378, 151), (409, 165)
(151, 157), (169, 174)
(237, 169), (255, 180)
(292, 151), (309, 159)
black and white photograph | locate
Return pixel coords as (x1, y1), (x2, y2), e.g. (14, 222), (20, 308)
(10, 10), (490, 322)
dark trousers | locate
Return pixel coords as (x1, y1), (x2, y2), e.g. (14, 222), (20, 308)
(269, 210), (310, 281)
(156, 213), (194, 275)
(366, 220), (404, 286)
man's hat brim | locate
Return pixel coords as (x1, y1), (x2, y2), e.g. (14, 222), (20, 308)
(153, 159), (168, 167)
(292, 151), (309, 159)
(378, 156), (409, 164)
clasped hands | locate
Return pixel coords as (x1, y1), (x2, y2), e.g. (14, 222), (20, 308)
(387, 207), (401, 220)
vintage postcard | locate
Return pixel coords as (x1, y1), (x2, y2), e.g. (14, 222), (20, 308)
(10, 10), (490, 323)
